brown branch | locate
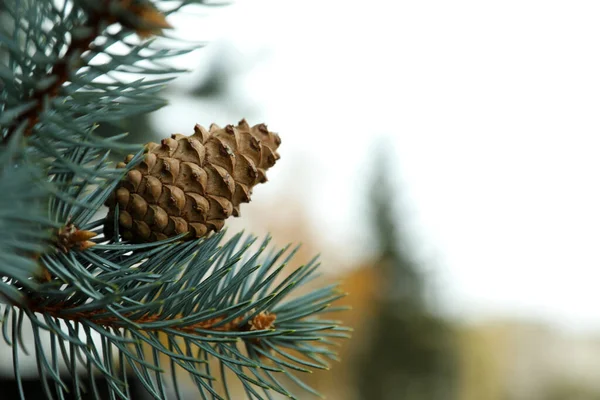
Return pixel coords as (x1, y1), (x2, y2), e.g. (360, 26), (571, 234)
(28, 300), (276, 337)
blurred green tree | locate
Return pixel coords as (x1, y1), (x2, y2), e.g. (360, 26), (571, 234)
(355, 145), (457, 400)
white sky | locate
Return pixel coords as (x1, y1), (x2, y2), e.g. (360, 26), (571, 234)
(158, 0), (600, 332)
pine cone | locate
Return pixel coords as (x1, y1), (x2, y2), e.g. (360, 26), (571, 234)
(105, 120), (281, 242)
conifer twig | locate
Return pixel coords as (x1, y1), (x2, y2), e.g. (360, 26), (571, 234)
(3, 0), (170, 143)
(3, 5), (103, 142)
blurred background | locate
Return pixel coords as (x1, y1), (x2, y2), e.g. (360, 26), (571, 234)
(5, 0), (600, 399)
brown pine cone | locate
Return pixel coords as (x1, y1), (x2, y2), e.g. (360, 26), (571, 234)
(105, 120), (281, 242)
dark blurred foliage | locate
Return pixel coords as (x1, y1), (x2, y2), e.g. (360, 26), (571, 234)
(188, 54), (231, 98)
(354, 146), (458, 400)
(95, 43), (258, 157)
(93, 55), (224, 159)
(1, 375), (151, 400)
(94, 111), (158, 151)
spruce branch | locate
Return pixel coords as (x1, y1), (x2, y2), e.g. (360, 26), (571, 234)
(8, 224), (348, 399)
(2, 0), (174, 141)
(1, 0), (192, 174)
(0, 131), (57, 305)
(3, 0), (104, 142)
(0, 1), (349, 399)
